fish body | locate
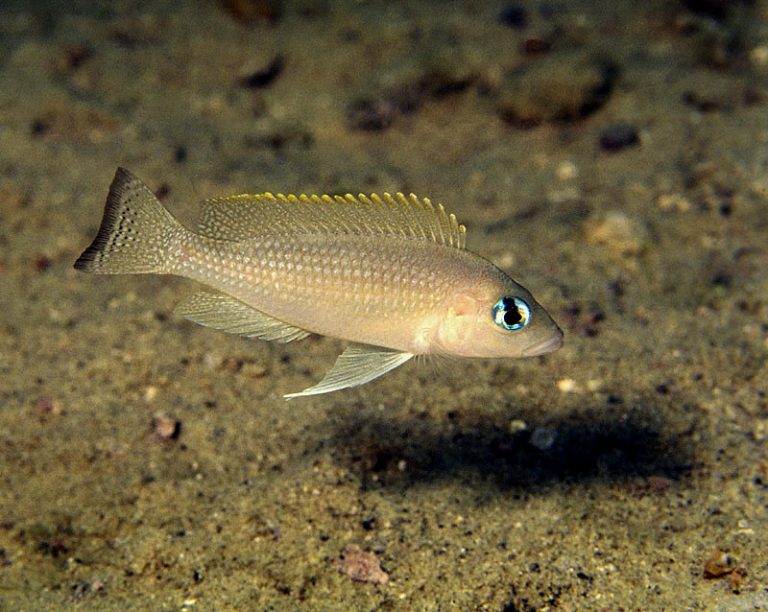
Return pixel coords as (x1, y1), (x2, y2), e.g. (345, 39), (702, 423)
(75, 168), (563, 398)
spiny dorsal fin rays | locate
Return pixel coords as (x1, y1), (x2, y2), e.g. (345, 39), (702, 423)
(398, 194), (423, 240)
(402, 193), (428, 241)
(357, 193), (383, 237)
(196, 190), (467, 249)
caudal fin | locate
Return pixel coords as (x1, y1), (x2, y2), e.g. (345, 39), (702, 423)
(74, 168), (185, 274)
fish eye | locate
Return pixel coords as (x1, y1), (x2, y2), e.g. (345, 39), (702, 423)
(492, 296), (531, 331)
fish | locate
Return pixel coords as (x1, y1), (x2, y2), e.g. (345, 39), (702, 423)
(75, 168), (563, 398)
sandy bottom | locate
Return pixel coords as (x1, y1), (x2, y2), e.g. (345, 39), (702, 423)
(1, 0), (767, 609)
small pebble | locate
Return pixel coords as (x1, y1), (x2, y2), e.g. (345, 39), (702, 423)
(36, 397), (63, 415)
(750, 45), (768, 68)
(557, 378), (579, 393)
(583, 210), (648, 257)
(222, 0), (282, 24)
(529, 426), (557, 450)
(241, 362), (268, 378)
(71, 578), (105, 601)
(508, 418), (528, 434)
(346, 98), (398, 132)
(586, 379), (603, 392)
(521, 38), (552, 56)
(496, 52), (615, 127)
(703, 548), (735, 578)
(33, 254), (51, 272)
(203, 352), (223, 370)
(335, 544), (389, 585)
(30, 119), (50, 137)
(646, 475), (673, 491)
(498, 4), (528, 29)
(656, 193), (691, 212)
(62, 44), (92, 71)
(556, 161), (578, 181)
(682, 0), (729, 20)
(599, 123), (639, 152)
(152, 413), (181, 440)
(174, 145), (188, 163)
(239, 54), (284, 89)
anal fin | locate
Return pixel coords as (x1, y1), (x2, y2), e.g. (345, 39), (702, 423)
(285, 344), (413, 399)
(175, 291), (310, 343)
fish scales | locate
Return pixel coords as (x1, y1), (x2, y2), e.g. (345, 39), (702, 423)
(177, 233), (474, 352)
(75, 168), (563, 398)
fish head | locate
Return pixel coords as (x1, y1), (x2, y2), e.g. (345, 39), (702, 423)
(436, 275), (563, 359)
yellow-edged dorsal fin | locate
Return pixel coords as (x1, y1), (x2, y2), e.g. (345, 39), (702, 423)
(196, 191), (467, 248)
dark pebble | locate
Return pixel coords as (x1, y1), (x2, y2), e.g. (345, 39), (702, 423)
(682, 91), (722, 113)
(33, 255), (51, 273)
(64, 44), (92, 70)
(240, 55), (284, 89)
(346, 98), (397, 131)
(222, 0), (283, 24)
(30, 119), (50, 137)
(682, 0), (729, 21)
(174, 145), (188, 163)
(711, 271), (731, 287)
(607, 279), (625, 298)
(522, 37), (551, 55)
(498, 4), (528, 29)
(599, 123), (639, 152)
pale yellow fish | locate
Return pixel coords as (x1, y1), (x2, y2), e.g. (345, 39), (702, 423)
(75, 168), (563, 398)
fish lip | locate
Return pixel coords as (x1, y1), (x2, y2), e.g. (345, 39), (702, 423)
(522, 331), (564, 357)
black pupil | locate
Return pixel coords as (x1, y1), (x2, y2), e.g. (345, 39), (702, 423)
(503, 303), (523, 327)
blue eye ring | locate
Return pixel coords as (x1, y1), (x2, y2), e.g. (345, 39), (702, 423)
(492, 296), (531, 331)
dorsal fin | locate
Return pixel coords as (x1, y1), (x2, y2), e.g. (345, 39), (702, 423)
(196, 192), (467, 249)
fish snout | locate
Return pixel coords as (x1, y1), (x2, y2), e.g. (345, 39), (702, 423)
(522, 329), (563, 357)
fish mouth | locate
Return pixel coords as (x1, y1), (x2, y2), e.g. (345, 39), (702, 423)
(522, 331), (564, 357)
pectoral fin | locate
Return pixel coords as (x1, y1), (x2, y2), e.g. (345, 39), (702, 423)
(284, 345), (413, 399)
(175, 291), (310, 343)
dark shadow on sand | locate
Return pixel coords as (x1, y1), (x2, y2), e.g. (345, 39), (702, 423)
(324, 398), (695, 492)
